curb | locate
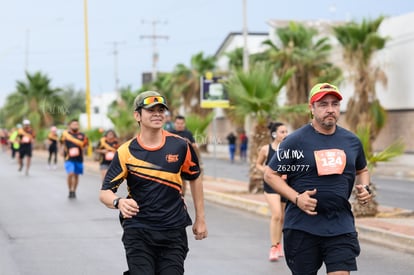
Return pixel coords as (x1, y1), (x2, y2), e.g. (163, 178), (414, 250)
(204, 189), (270, 217)
(356, 224), (414, 254)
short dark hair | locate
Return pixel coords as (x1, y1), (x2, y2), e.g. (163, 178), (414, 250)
(68, 118), (79, 124)
(104, 129), (117, 137)
(175, 115), (185, 121)
(268, 122), (284, 133)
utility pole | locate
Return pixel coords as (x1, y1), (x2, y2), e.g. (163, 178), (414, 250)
(83, 0), (92, 156)
(25, 29), (30, 72)
(107, 41), (126, 98)
(140, 20), (169, 81)
(242, 0), (249, 72)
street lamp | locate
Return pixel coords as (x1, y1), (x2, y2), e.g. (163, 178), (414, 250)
(242, 0), (249, 72)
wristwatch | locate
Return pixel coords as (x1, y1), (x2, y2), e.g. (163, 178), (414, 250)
(363, 185), (372, 194)
(113, 197), (121, 209)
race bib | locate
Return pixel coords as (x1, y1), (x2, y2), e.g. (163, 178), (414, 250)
(105, 151), (115, 161)
(22, 136), (31, 143)
(69, 147), (80, 157)
(314, 149), (346, 176)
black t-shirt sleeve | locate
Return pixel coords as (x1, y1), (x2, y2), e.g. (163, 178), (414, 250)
(101, 151), (127, 192)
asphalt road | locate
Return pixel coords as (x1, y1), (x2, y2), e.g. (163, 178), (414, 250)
(1, 152), (414, 275)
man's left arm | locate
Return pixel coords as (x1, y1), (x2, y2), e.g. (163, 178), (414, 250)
(189, 176), (208, 240)
(355, 167), (372, 204)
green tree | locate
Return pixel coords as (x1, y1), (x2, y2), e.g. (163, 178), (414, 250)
(107, 86), (138, 141)
(259, 22), (342, 129)
(225, 47), (244, 70)
(184, 112), (215, 148)
(170, 52), (216, 116)
(226, 63), (293, 192)
(333, 16), (389, 141)
(2, 71), (64, 133)
(60, 86), (86, 122)
(352, 124), (405, 217)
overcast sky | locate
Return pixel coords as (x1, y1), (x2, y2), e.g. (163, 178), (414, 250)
(1, 0), (414, 106)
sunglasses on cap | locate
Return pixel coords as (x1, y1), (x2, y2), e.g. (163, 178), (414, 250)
(137, 96), (167, 109)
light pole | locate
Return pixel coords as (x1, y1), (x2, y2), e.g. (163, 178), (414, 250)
(242, 0), (249, 72)
(141, 20), (168, 82)
(83, 0), (92, 155)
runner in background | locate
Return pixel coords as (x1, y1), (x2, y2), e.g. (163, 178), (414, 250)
(95, 129), (119, 180)
(18, 119), (35, 176)
(60, 119), (89, 199)
(47, 126), (59, 170)
(169, 115), (198, 196)
(9, 124), (21, 160)
(256, 122), (288, 262)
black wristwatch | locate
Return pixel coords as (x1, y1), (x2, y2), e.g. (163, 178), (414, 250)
(363, 185), (372, 195)
(113, 197), (121, 209)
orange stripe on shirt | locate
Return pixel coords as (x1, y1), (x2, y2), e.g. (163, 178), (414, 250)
(129, 170), (182, 192)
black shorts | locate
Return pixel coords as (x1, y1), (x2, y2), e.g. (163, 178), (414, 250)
(283, 229), (360, 275)
(48, 145), (57, 153)
(19, 144), (32, 159)
(263, 182), (288, 202)
(122, 227), (189, 275)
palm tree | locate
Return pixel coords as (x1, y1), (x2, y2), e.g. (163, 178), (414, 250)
(60, 86), (86, 121)
(185, 112), (215, 146)
(225, 47), (244, 70)
(333, 16), (389, 141)
(352, 124), (405, 217)
(2, 71), (64, 132)
(226, 63), (293, 192)
(184, 112), (215, 160)
(259, 22), (342, 129)
(107, 86), (139, 141)
(170, 52), (216, 117)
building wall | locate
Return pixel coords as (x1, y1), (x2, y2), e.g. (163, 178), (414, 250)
(79, 92), (117, 130)
(372, 110), (414, 153)
(215, 33), (269, 71)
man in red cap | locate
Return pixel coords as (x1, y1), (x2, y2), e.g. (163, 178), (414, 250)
(264, 83), (372, 275)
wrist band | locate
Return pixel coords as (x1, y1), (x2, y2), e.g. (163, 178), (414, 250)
(295, 193), (300, 205)
(363, 185), (372, 194)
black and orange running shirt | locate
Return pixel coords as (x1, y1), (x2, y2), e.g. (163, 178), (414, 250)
(101, 130), (201, 230)
(97, 137), (119, 165)
(60, 130), (88, 162)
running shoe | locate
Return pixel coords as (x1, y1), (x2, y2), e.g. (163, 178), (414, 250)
(277, 243), (284, 257)
(269, 246), (279, 261)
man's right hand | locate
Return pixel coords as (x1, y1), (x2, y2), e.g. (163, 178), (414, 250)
(296, 189), (318, 216)
(119, 198), (139, 219)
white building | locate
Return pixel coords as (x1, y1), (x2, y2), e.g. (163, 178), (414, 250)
(215, 32), (269, 71)
(79, 92), (117, 130)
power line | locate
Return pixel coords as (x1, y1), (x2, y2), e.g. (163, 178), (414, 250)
(140, 19), (169, 81)
(106, 41), (126, 96)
